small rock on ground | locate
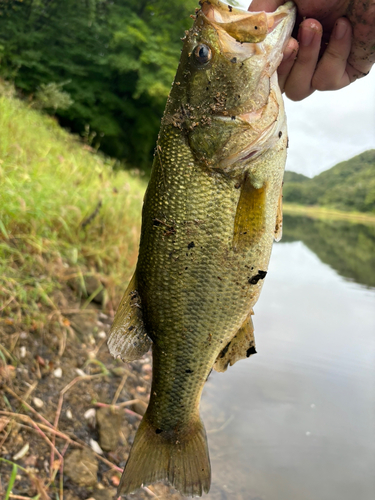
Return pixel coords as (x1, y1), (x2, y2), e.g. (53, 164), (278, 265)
(91, 488), (117, 500)
(96, 406), (122, 452)
(64, 448), (98, 486)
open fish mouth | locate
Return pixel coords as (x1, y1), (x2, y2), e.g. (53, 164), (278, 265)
(201, 0), (295, 44)
(196, 1), (296, 168)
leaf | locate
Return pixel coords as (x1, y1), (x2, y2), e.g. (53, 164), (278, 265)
(5, 462), (17, 500)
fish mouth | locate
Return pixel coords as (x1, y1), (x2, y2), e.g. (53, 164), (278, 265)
(200, 0), (296, 62)
(197, 1), (295, 169)
(201, 0), (295, 43)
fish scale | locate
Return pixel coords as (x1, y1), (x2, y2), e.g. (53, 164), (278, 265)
(108, 1), (296, 496)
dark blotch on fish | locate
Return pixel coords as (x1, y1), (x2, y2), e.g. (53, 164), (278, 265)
(155, 428), (163, 434)
(188, 241), (195, 249)
(219, 343), (230, 358)
(186, 368), (194, 373)
(246, 346), (257, 357)
(248, 270), (267, 285)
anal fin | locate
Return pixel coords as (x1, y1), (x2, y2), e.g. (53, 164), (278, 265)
(214, 311), (256, 373)
(108, 273), (152, 361)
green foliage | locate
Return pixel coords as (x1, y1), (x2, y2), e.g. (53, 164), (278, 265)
(283, 150), (375, 213)
(0, 0), (196, 169)
(0, 92), (146, 323)
(33, 81), (73, 112)
(5, 461), (17, 500)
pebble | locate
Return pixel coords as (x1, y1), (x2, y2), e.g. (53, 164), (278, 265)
(96, 406), (122, 452)
(53, 367), (62, 378)
(84, 408), (96, 420)
(97, 330), (106, 339)
(76, 368), (86, 377)
(20, 346), (26, 358)
(89, 438), (103, 455)
(33, 397), (44, 408)
(20, 331), (28, 339)
(64, 448), (98, 486)
(66, 409), (73, 419)
(13, 443), (29, 460)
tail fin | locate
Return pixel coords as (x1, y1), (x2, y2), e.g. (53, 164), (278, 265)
(118, 414), (211, 497)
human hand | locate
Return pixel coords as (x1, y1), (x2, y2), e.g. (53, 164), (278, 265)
(249, 0), (375, 101)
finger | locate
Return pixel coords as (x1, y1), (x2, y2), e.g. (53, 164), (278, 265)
(277, 38), (299, 92)
(347, 0), (375, 80)
(312, 18), (352, 91)
(283, 19), (323, 101)
(248, 0), (283, 12)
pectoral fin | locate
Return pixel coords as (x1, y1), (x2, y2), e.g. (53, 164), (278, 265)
(214, 312), (256, 373)
(274, 187), (283, 242)
(233, 175), (267, 252)
(108, 273), (152, 361)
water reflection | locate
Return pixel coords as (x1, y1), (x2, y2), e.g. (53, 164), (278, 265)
(282, 214), (375, 288)
(200, 217), (375, 500)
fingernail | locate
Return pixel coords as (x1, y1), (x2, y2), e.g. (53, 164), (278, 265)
(334, 19), (348, 40)
(300, 26), (315, 47)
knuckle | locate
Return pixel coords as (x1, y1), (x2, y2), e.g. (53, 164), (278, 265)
(325, 46), (346, 63)
(312, 73), (340, 91)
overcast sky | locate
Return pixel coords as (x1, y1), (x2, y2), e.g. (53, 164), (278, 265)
(284, 71), (375, 177)
(233, 0), (375, 177)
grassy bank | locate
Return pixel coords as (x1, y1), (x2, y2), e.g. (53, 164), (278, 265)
(283, 203), (375, 225)
(0, 85), (146, 328)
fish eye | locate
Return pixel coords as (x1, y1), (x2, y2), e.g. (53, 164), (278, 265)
(193, 44), (212, 65)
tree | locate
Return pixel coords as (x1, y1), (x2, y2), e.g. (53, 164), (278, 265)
(0, 0), (196, 168)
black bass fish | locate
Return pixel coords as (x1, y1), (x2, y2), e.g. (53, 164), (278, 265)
(108, 0), (296, 496)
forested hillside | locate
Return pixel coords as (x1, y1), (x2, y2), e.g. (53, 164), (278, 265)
(0, 0), (195, 169)
(283, 150), (375, 213)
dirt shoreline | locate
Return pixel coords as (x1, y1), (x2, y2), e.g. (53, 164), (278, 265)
(0, 295), (183, 500)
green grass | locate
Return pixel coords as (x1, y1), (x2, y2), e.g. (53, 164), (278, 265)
(283, 203), (375, 225)
(0, 82), (146, 326)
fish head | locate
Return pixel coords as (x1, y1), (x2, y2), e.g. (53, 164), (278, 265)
(167, 0), (296, 174)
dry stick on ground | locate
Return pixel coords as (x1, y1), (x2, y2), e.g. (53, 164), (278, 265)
(0, 417), (13, 448)
(95, 402), (143, 420)
(22, 381), (38, 403)
(4, 386), (57, 430)
(0, 411), (124, 474)
(50, 374), (104, 481)
(96, 399), (141, 408)
(111, 373), (128, 405)
(9, 495), (41, 500)
(0, 409), (63, 499)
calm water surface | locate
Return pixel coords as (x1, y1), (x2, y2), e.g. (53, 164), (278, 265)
(200, 216), (375, 500)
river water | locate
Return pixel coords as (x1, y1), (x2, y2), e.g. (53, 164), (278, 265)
(201, 215), (375, 500)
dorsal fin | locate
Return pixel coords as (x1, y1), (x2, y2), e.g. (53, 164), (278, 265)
(108, 273), (152, 361)
(214, 312), (256, 372)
